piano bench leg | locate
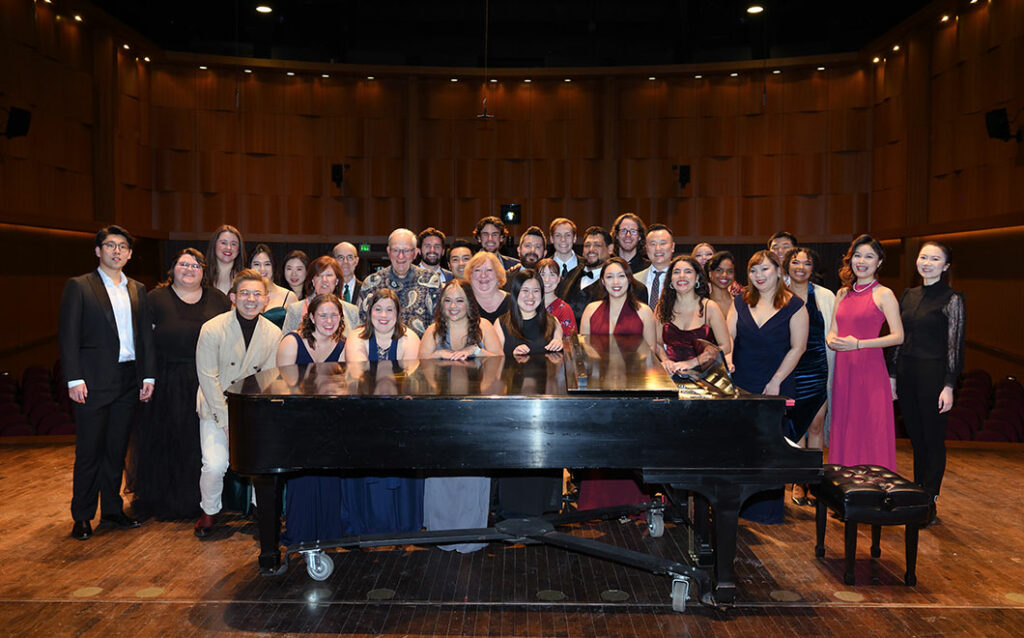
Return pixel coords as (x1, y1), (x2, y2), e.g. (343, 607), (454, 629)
(904, 524), (920, 587)
(843, 520), (858, 586)
(814, 499), (827, 559)
(870, 524), (882, 559)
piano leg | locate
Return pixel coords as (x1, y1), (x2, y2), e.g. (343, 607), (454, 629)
(708, 484), (741, 606)
(252, 474), (285, 575)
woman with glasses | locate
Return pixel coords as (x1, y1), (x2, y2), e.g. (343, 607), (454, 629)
(127, 248), (230, 521)
(282, 256), (359, 336)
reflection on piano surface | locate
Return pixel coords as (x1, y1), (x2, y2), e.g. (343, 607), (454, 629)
(228, 334), (822, 610)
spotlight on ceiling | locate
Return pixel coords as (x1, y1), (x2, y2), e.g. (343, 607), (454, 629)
(490, 78), (498, 83)
(892, 44), (901, 52)
(73, 14), (82, 21)
(523, 78), (532, 83)
(321, 73), (329, 78)
(747, 5), (764, 14)
(366, 75), (375, 80)
(940, 14), (950, 22)
(648, 76), (656, 81)
(872, 56), (881, 64)
(772, 69), (781, 74)
(143, 56), (151, 62)
(564, 78), (572, 82)
(122, 44), (130, 50)
(286, 71), (295, 76)
(694, 74), (703, 79)
(198, 65), (208, 70)
(450, 77), (458, 82)
(729, 72), (739, 77)
(256, 5), (272, 14)
(244, 68), (252, 73)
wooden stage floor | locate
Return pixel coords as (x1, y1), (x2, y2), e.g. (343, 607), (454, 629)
(0, 440), (1022, 637)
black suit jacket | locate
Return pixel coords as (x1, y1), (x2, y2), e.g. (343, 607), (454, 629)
(59, 271), (156, 400)
(342, 278), (363, 304)
(557, 264), (650, 324)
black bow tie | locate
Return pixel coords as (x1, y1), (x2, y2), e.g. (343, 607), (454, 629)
(582, 269), (597, 279)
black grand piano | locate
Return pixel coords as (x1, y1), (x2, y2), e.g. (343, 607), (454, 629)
(228, 335), (822, 611)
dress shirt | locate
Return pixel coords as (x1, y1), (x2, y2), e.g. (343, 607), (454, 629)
(342, 279), (355, 303)
(553, 254), (579, 276)
(646, 267), (667, 305)
(579, 267), (601, 290)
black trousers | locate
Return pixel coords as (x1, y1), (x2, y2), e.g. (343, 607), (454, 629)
(70, 362), (139, 521)
(896, 357), (947, 498)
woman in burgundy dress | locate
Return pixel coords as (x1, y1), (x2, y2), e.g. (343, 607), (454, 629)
(655, 255), (731, 374)
(579, 257), (657, 348)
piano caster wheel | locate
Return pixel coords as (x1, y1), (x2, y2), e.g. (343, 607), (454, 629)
(670, 575), (690, 612)
(647, 510), (665, 538)
(304, 550), (334, 581)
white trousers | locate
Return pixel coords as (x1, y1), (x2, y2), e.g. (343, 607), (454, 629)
(199, 418), (229, 515)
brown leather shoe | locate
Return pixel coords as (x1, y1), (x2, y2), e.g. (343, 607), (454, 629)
(194, 513), (215, 538)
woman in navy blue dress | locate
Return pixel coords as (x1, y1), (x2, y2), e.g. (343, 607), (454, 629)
(727, 250), (809, 523)
(275, 293), (346, 545)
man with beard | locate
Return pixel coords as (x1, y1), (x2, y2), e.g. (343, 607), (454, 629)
(611, 212), (649, 274)
(331, 241), (362, 304)
(417, 227), (454, 283)
(506, 226), (547, 275)
(557, 226), (648, 324)
(474, 215), (520, 270)
(356, 228), (441, 337)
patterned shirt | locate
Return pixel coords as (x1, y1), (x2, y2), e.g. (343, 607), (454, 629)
(357, 265), (441, 337)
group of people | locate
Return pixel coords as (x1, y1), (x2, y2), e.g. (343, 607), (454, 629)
(58, 214), (964, 545)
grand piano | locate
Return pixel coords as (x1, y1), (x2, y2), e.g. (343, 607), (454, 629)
(228, 335), (822, 611)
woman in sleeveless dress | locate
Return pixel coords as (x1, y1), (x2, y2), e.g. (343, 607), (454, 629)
(418, 279), (500, 552)
(464, 251), (509, 324)
(579, 257), (657, 348)
(537, 258), (578, 337)
(127, 248), (230, 520)
(782, 247), (835, 505)
(655, 255), (731, 375)
(276, 293), (347, 545)
(342, 289), (423, 534)
(727, 250), (809, 523)
(250, 243), (296, 329)
(203, 225), (245, 295)
(827, 234), (904, 472)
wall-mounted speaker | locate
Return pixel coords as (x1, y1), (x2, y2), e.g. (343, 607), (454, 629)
(672, 164), (691, 189)
(331, 163), (350, 189)
(3, 107), (31, 139)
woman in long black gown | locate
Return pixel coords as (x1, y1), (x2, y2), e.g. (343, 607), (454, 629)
(128, 248), (230, 520)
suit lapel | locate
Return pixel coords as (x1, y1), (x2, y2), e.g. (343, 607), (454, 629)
(228, 316), (248, 372)
(86, 271), (118, 335)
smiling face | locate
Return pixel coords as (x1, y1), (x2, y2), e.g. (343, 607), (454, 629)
(215, 231), (240, 264)
(671, 259), (698, 295)
(469, 259), (498, 294)
(517, 278), (543, 315)
(477, 223), (503, 253)
(582, 234), (610, 268)
(749, 258), (781, 294)
(250, 251), (274, 281)
(916, 244), (949, 283)
(332, 243), (358, 281)
(616, 218), (641, 253)
(95, 234), (132, 273)
(420, 235), (445, 268)
(441, 286), (469, 322)
(645, 230), (675, 270)
(787, 250), (813, 285)
(518, 234), (546, 268)
(769, 236), (794, 262)
(448, 247), (472, 279)
(693, 243), (714, 266)
(851, 244), (882, 282)
(173, 253), (203, 288)
(284, 258), (307, 290)
(311, 267), (338, 295)
(230, 279), (268, 320)
(387, 234), (418, 276)
(602, 262), (630, 299)
(370, 297), (398, 334)
(550, 223), (576, 257)
(312, 301), (342, 338)
(709, 258), (735, 291)
(538, 266), (560, 295)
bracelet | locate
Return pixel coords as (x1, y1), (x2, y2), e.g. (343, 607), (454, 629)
(855, 339), (860, 350)
(472, 346), (482, 358)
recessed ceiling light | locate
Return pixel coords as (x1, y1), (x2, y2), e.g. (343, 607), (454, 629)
(694, 74), (703, 79)
(122, 44), (130, 50)
(772, 69), (781, 75)
(729, 72), (739, 77)
(256, 5), (272, 13)
(244, 68), (252, 73)
(198, 65), (208, 70)
(872, 56), (881, 63)
(43, 0), (52, 3)
(940, 14), (950, 22)
(523, 78), (532, 83)
(648, 76), (656, 81)
(143, 56), (151, 62)
(450, 77), (458, 82)
(490, 78), (498, 83)
(73, 14), (82, 21)
(321, 73), (329, 78)
(817, 66), (826, 71)
(892, 44), (900, 52)
(969, 0), (978, 4)
(747, 5), (764, 14)
(366, 75), (375, 80)
(564, 78), (572, 82)
(286, 71), (295, 76)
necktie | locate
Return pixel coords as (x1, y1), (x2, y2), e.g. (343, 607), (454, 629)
(650, 270), (663, 306)
(343, 284), (351, 303)
(561, 262), (568, 278)
(582, 269), (596, 279)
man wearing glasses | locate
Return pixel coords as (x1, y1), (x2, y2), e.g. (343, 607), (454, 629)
(611, 212), (649, 275)
(60, 225), (156, 541)
(193, 269), (282, 538)
(356, 228), (441, 337)
(331, 241), (363, 303)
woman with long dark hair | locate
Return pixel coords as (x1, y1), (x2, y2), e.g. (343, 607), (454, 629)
(203, 225), (246, 295)
(655, 254), (731, 374)
(891, 241), (964, 524)
(578, 257), (657, 348)
(827, 234), (904, 471)
(494, 269), (564, 357)
(419, 279), (501, 360)
(282, 249), (309, 300)
(249, 243), (296, 328)
(705, 250), (741, 319)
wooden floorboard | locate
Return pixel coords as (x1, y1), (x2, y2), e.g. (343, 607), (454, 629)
(0, 440), (1022, 636)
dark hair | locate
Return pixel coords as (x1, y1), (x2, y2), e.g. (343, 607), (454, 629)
(358, 288), (406, 340)
(582, 225), (613, 246)
(595, 256), (640, 313)
(474, 215), (506, 238)
(519, 225), (546, 245)
(449, 238), (473, 252)
(705, 250), (735, 280)
(768, 231), (799, 249)
(305, 255), (343, 297)
(418, 227), (447, 246)
(229, 268), (267, 294)
(656, 255), (709, 323)
(646, 223), (674, 238)
(782, 246), (823, 284)
(742, 250), (791, 310)
(839, 234), (885, 289)
(300, 293), (345, 349)
(282, 249), (309, 298)
(249, 243), (277, 283)
(95, 225), (134, 249)
(611, 213), (648, 253)
(203, 225), (246, 288)
(433, 279), (482, 349)
(159, 247), (207, 289)
(502, 269), (555, 344)
(920, 241), (953, 280)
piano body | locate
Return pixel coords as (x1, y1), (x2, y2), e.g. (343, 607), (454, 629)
(228, 335), (822, 610)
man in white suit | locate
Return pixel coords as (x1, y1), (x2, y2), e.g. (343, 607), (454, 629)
(194, 269), (282, 538)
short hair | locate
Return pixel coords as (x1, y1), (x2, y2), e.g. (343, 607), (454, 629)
(473, 216), (506, 238)
(203, 225), (246, 289)
(159, 247), (206, 289)
(432, 279), (482, 348)
(839, 234), (885, 289)
(418, 227), (447, 246)
(705, 250), (736, 278)
(768, 231), (799, 249)
(463, 250), (507, 288)
(305, 255), (343, 297)
(388, 227), (417, 247)
(611, 213), (648, 251)
(548, 217), (577, 237)
(230, 268), (268, 294)
(518, 225), (546, 246)
(95, 224), (134, 249)
(449, 238), (474, 253)
(358, 288), (407, 340)
(657, 255), (709, 323)
(646, 223), (674, 238)
(742, 250), (790, 310)
(283, 249), (309, 269)
(596, 257), (640, 313)
(582, 225), (613, 246)
(502, 269), (556, 343)
(300, 293), (346, 348)
(535, 257), (559, 278)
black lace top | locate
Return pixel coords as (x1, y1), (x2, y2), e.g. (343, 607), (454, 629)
(889, 280), (965, 388)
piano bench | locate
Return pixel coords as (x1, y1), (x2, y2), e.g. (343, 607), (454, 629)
(811, 464), (931, 586)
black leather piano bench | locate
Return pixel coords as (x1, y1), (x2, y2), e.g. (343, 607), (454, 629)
(811, 464), (931, 586)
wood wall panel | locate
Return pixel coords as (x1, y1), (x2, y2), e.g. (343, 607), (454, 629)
(781, 154), (825, 195)
(781, 112), (829, 154)
(737, 114), (783, 156)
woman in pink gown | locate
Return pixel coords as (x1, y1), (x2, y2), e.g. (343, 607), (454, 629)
(827, 235), (904, 471)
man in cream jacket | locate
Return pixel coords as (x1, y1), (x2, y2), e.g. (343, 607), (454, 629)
(194, 269), (281, 538)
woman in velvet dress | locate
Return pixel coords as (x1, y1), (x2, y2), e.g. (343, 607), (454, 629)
(342, 289), (423, 534)
(250, 243), (296, 329)
(827, 235), (904, 472)
(727, 250), (808, 523)
(655, 255), (731, 374)
(891, 242), (964, 523)
(128, 248), (230, 520)
(419, 279), (500, 552)
(782, 247), (835, 505)
(579, 257), (657, 348)
(275, 293), (347, 545)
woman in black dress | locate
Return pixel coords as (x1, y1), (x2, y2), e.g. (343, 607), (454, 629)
(128, 248), (230, 520)
(891, 242), (964, 524)
(494, 269), (563, 357)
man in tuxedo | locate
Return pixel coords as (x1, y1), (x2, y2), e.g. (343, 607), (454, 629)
(194, 269), (282, 537)
(332, 241), (362, 303)
(59, 225), (155, 540)
(556, 226), (612, 324)
(548, 218), (580, 277)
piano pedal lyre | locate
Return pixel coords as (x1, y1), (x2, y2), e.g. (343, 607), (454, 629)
(670, 574), (691, 612)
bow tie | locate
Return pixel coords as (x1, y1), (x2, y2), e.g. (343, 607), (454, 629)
(582, 269), (598, 279)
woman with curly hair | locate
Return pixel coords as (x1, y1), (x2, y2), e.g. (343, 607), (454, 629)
(419, 279), (501, 360)
(655, 255), (731, 375)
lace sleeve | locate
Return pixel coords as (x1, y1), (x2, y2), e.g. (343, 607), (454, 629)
(886, 288), (909, 378)
(942, 292), (965, 388)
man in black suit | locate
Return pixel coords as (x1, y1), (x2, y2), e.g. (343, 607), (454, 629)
(332, 241), (363, 303)
(59, 225), (155, 540)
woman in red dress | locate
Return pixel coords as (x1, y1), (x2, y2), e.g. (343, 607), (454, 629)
(579, 257), (657, 348)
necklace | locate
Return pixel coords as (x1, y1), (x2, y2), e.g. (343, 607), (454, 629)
(852, 280), (875, 293)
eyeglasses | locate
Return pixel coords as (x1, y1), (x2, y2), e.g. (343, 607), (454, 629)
(333, 254), (357, 262)
(618, 228), (639, 236)
(236, 290), (265, 298)
(176, 262), (202, 270)
(102, 241), (130, 252)
(478, 232), (501, 239)
(314, 312), (341, 321)
(390, 248), (416, 256)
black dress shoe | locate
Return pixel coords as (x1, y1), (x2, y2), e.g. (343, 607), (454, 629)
(100, 512), (141, 529)
(71, 520), (92, 540)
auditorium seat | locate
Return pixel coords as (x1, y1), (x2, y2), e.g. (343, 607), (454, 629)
(974, 428), (1013, 443)
(946, 406), (981, 436)
(36, 411), (74, 435)
(45, 421), (76, 436)
(944, 413), (971, 441)
(0, 422), (35, 436)
(988, 407), (1023, 441)
(28, 401), (62, 428)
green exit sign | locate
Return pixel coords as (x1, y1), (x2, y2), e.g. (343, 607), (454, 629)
(359, 243), (371, 252)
